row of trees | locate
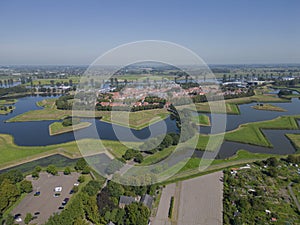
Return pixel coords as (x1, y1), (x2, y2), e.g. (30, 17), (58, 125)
(55, 95), (74, 110)
(0, 79), (14, 87)
(0, 170), (32, 224)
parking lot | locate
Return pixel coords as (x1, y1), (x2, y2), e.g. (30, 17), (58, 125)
(11, 172), (80, 225)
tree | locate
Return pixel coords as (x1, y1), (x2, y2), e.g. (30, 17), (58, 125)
(64, 167), (71, 175)
(81, 165), (90, 174)
(75, 158), (87, 171)
(78, 175), (85, 183)
(24, 213), (33, 224)
(265, 157), (278, 167)
(0, 179), (20, 212)
(32, 171), (39, 178)
(46, 165), (58, 175)
(107, 181), (124, 198)
(5, 214), (15, 225)
(134, 153), (143, 163)
(20, 180), (33, 193)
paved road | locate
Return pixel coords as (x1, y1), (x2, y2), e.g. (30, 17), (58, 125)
(11, 172), (80, 225)
(152, 183), (176, 225)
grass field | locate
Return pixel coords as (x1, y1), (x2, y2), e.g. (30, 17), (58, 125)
(9, 98), (170, 129)
(25, 77), (80, 86)
(0, 99), (17, 105)
(159, 150), (277, 184)
(141, 146), (176, 166)
(0, 134), (139, 170)
(286, 133), (300, 152)
(49, 121), (92, 136)
(225, 115), (300, 147)
(100, 108), (170, 130)
(191, 114), (211, 126)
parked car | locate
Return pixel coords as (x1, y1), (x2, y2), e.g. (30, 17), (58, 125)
(53, 193), (61, 197)
(15, 217), (22, 223)
(62, 198), (70, 205)
(58, 206), (64, 210)
(34, 212), (40, 215)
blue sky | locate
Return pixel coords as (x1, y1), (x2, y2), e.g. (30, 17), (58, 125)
(0, 0), (299, 65)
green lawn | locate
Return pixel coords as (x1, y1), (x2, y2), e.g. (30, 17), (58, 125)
(191, 114), (211, 126)
(8, 98), (170, 130)
(286, 133), (300, 152)
(0, 99), (17, 105)
(225, 115), (300, 147)
(100, 108), (170, 130)
(0, 133), (139, 170)
(49, 121), (92, 136)
(160, 150), (276, 184)
(141, 146), (176, 166)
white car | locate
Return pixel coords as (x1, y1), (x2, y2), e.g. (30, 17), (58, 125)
(15, 217), (22, 222)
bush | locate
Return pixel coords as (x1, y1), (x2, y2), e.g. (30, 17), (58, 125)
(62, 117), (80, 127)
(20, 180), (33, 193)
(46, 165), (58, 175)
(64, 167), (71, 175)
(75, 158), (87, 171)
(168, 196), (174, 218)
(32, 171), (39, 178)
(24, 213), (33, 224)
(78, 175), (85, 183)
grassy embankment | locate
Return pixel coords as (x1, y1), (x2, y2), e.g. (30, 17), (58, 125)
(49, 121), (92, 136)
(100, 109), (170, 130)
(0, 134), (138, 170)
(0, 99), (17, 105)
(162, 150), (293, 184)
(191, 114), (210, 126)
(193, 93), (289, 115)
(9, 98), (170, 130)
(224, 115), (300, 147)
(286, 133), (300, 152)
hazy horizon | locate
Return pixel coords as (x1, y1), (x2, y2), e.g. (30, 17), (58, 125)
(1, 0), (300, 65)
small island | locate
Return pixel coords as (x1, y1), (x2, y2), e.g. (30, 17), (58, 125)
(0, 105), (15, 115)
(251, 103), (286, 112)
(49, 117), (91, 136)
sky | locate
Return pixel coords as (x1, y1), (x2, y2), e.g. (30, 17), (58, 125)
(0, 0), (300, 65)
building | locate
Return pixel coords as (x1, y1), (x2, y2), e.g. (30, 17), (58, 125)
(118, 196), (138, 209)
(140, 194), (154, 209)
(107, 222), (115, 225)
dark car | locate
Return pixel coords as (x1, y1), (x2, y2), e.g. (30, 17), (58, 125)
(62, 198), (70, 205)
(14, 213), (21, 219)
(69, 189), (74, 194)
(34, 191), (40, 196)
(34, 212), (40, 215)
(58, 206), (64, 210)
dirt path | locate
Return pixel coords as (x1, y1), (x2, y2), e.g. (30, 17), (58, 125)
(288, 182), (300, 212)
